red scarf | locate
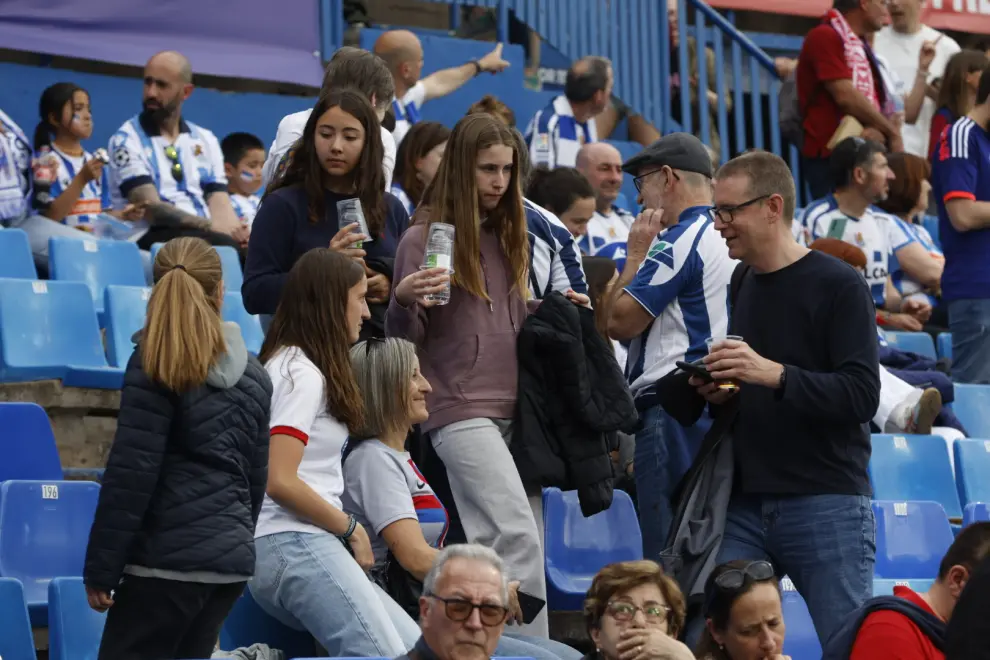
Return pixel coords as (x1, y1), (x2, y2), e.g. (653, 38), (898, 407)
(827, 9), (880, 111)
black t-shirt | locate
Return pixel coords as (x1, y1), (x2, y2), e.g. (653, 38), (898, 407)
(731, 250), (879, 496)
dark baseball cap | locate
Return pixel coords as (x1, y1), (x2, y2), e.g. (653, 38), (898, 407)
(621, 132), (713, 178)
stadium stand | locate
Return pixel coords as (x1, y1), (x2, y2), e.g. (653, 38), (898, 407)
(952, 384), (990, 439)
(223, 292), (265, 356)
(104, 285), (152, 368)
(964, 502), (990, 526)
(0, 577), (36, 660)
(953, 439), (990, 508)
(870, 434), (963, 522)
(0, 402), (64, 482)
(48, 236), (145, 326)
(780, 580), (821, 660)
(882, 332), (937, 360)
(872, 500), (954, 579)
(47, 577), (107, 660)
(0, 228), (38, 279)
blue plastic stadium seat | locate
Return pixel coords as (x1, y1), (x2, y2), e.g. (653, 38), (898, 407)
(0, 577), (36, 660)
(223, 292), (265, 355)
(220, 587), (318, 658)
(543, 487), (642, 611)
(780, 582), (821, 660)
(952, 384), (990, 439)
(870, 434), (962, 521)
(953, 440), (990, 507)
(964, 502), (989, 526)
(873, 500), (954, 579)
(48, 237), (145, 325)
(150, 242), (243, 291)
(937, 333), (952, 361)
(872, 578), (934, 596)
(883, 331), (936, 359)
(0, 402), (64, 482)
(0, 279), (125, 388)
(48, 577), (106, 660)
(104, 285), (151, 368)
(0, 480), (101, 625)
(0, 228), (38, 279)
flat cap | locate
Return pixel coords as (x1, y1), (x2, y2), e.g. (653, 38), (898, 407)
(622, 132), (713, 178)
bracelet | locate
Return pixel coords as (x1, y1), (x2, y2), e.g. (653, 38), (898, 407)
(470, 60), (483, 76)
(339, 515), (357, 540)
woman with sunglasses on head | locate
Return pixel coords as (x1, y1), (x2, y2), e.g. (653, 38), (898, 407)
(696, 561), (789, 660)
(243, 88), (409, 338)
(250, 248), (417, 657)
(391, 121), (450, 217)
(343, 337), (581, 660)
(582, 560), (693, 660)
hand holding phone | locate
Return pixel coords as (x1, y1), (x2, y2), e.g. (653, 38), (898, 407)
(515, 589), (546, 625)
(675, 359), (713, 383)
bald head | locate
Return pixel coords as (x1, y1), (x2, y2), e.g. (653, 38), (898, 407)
(143, 51), (193, 126)
(147, 51), (192, 84)
(576, 142), (623, 211)
(565, 56), (612, 110)
(576, 142), (622, 172)
(374, 30), (422, 72)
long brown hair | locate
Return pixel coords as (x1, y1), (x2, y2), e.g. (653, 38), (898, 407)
(420, 113), (529, 300)
(259, 249), (366, 429)
(938, 49), (990, 119)
(268, 88), (386, 237)
(142, 237), (225, 392)
(393, 121), (449, 208)
(582, 256), (618, 342)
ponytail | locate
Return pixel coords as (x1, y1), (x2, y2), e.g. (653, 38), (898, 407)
(35, 82), (85, 151)
(142, 238), (226, 392)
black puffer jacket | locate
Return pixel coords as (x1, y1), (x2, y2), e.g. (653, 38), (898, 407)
(84, 323), (272, 592)
(513, 292), (638, 516)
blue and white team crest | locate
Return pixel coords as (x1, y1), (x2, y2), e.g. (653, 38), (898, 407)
(408, 459), (449, 548)
(646, 239), (676, 281)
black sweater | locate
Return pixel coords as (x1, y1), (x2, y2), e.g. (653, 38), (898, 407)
(731, 250), (879, 496)
(242, 185), (410, 315)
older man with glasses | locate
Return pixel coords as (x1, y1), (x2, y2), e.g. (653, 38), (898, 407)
(605, 133), (734, 563)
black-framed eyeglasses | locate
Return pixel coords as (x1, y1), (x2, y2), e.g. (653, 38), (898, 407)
(605, 599), (671, 623)
(711, 194), (770, 225)
(713, 560), (776, 591)
(426, 593), (509, 626)
(634, 167), (679, 193)
(365, 336), (385, 356)
(163, 145), (183, 183)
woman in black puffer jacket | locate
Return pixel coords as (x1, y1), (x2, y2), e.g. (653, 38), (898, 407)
(84, 237), (272, 660)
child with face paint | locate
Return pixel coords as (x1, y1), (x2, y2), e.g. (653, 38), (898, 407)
(221, 132), (265, 229)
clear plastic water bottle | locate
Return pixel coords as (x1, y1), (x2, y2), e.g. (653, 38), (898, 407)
(421, 222), (455, 305)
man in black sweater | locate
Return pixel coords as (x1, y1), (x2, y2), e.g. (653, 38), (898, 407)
(692, 150), (880, 646)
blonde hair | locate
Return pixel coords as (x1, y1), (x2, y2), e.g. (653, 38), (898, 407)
(142, 237), (225, 392)
(349, 338), (419, 439)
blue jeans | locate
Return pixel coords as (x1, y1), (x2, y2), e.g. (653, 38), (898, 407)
(949, 299), (990, 384)
(634, 405), (710, 561)
(251, 532), (575, 660)
(716, 493), (876, 645)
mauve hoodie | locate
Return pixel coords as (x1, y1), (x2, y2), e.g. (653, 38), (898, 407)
(386, 215), (528, 434)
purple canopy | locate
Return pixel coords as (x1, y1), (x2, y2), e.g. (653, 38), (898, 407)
(0, 0), (324, 86)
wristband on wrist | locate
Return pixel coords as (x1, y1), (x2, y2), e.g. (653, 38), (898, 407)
(470, 60), (483, 76)
(339, 515), (357, 540)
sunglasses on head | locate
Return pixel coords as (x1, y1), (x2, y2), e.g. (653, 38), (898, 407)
(713, 560), (776, 591)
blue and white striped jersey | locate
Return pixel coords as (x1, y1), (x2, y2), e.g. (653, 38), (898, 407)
(579, 205), (635, 271)
(524, 95), (598, 169)
(624, 207), (736, 394)
(524, 198), (587, 300)
(390, 183), (415, 217)
(0, 109), (31, 222)
(392, 82), (426, 146)
(107, 113), (227, 218)
(33, 146), (111, 228)
(230, 192), (260, 228)
(890, 216), (943, 306)
(796, 194), (916, 307)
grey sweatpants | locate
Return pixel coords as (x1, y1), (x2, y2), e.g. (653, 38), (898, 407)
(431, 417), (549, 637)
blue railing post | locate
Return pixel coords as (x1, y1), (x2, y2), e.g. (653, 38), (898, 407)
(678, 0), (691, 136)
(695, 7), (710, 148)
(496, 0), (510, 45)
(660, 0), (671, 135)
(750, 58), (764, 150)
(318, 0), (341, 63)
(712, 27), (729, 165)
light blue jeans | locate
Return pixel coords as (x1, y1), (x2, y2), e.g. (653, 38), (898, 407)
(948, 299), (990, 384)
(250, 531), (577, 660)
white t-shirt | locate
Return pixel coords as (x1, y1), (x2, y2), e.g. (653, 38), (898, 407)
(342, 439), (449, 567)
(873, 25), (960, 158)
(256, 347), (349, 538)
(391, 81), (427, 147)
(261, 109), (395, 191)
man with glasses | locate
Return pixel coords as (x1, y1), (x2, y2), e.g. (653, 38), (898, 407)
(107, 51), (245, 258)
(693, 150), (879, 645)
(398, 544), (512, 660)
(606, 133), (734, 562)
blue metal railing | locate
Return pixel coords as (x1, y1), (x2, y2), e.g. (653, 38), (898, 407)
(321, 0), (802, 202)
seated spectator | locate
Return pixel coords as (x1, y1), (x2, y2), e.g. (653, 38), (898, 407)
(582, 560), (693, 660)
(944, 554), (990, 660)
(107, 51), (247, 257)
(252, 248), (418, 656)
(391, 121), (450, 216)
(84, 237), (271, 659)
(222, 132), (265, 228)
(526, 57), (613, 168)
(468, 95), (516, 128)
(830, 522), (990, 659)
(695, 561), (787, 660)
(344, 338), (580, 660)
(797, 0), (902, 199)
(929, 50), (989, 160)
(373, 30), (510, 145)
(524, 166), (596, 239)
(243, 89), (409, 339)
(576, 143), (634, 270)
(263, 46), (396, 190)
